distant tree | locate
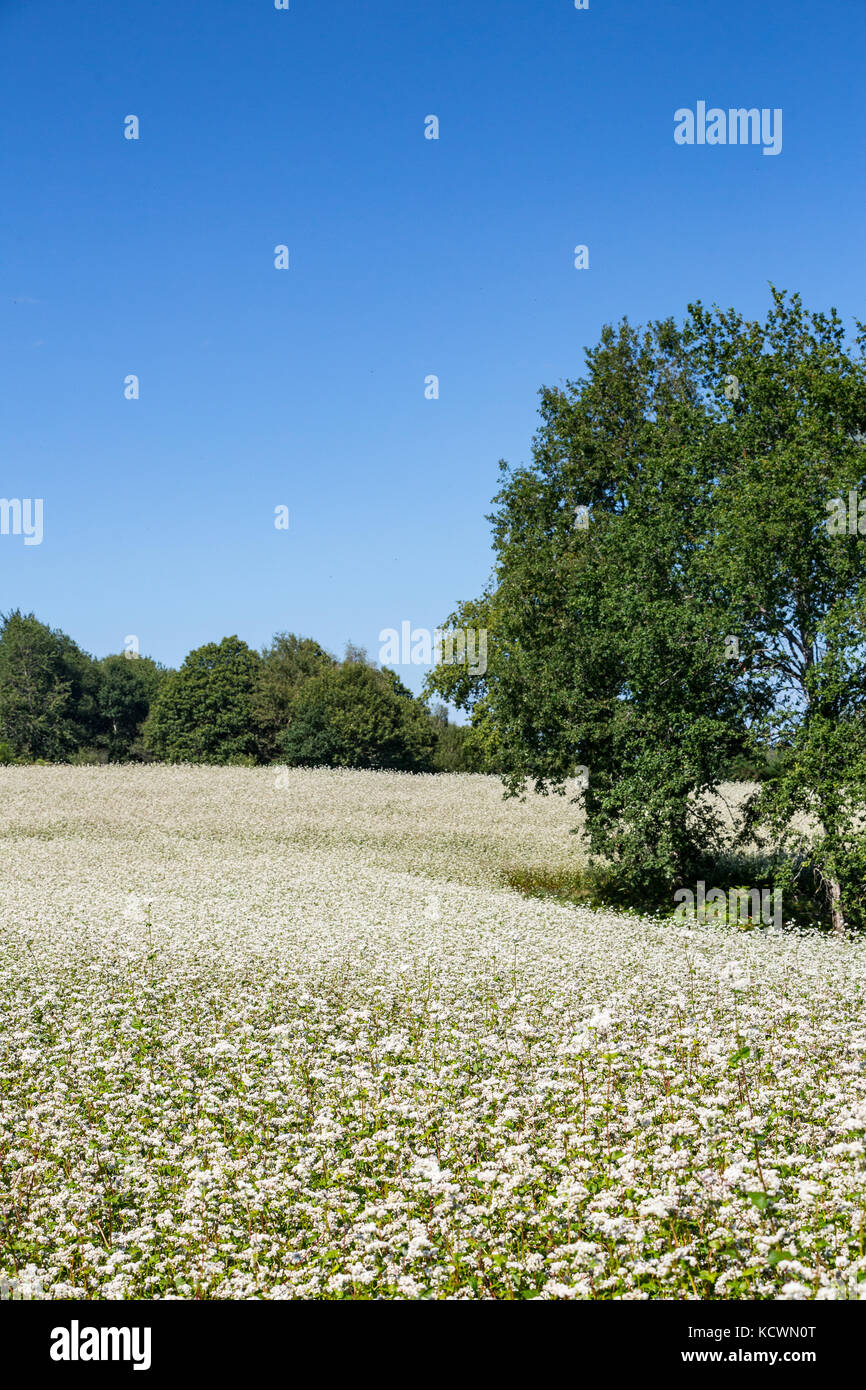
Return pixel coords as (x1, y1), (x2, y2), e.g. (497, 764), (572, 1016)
(252, 633), (336, 760)
(279, 657), (436, 771)
(423, 595), (503, 773)
(431, 721), (471, 772)
(96, 654), (167, 761)
(425, 700), (495, 772)
(143, 636), (261, 764)
(0, 610), (99, 760)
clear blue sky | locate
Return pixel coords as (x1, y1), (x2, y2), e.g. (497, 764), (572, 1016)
(1, 0), (864, 697)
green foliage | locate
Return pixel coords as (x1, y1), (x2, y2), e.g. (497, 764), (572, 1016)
(430, 720), (471, 772)
(0, 618), (464, 776)
(96, 654), (167, 761)
(143, 636), (261, 764)
(67, 747), (109, 766)
(252, 633), (336, 760)
(459, 700), (504, 773)
(0, 610), (99, 761)
(756, 715), (866, 930)
(430, 289), (866, 927)
(683, 291), (866, 928)
(507, 849), (836, 929)
(429, 318), (754, 900)
(423, 702), (492, 773)
(279, 654), (436, 772)
(724, 748), (785, 782)
(423, 600), (503, 773)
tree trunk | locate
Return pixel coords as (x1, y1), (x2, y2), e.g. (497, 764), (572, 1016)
(828, 877), (846, 935)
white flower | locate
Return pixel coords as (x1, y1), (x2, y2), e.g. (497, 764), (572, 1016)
(411, 1155), (443, 1183)
(779, 1281), (812, 1300)
(588, 1008), (613, 1033)
(638, 1196), (676, 1220)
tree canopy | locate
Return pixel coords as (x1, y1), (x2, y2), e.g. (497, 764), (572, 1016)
(252, 632), (337, 761)
(425, 289), (866, 929)
(0, 611), (99, 761)
(96, 654), (167, 761)
(279, 655), (437, 772)
(143, 636), (262, 765)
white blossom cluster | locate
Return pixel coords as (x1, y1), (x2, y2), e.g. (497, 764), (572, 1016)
(1, 766), (864, 1301)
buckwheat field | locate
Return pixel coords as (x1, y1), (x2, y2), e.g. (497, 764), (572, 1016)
(2, 766), (865, 1301)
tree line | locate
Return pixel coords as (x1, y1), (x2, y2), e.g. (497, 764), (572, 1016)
(0, 615), (489, 773)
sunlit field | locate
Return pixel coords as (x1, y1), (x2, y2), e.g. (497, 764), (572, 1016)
(2, 767), (865, 1300)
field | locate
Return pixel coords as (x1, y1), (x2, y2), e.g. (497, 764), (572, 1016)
(1, 766), (865, 1300)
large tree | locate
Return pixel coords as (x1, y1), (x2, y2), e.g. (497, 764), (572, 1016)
(426, 290), (866, 928)
(683, 291), (866, 929)
(143, 636), (261, 764)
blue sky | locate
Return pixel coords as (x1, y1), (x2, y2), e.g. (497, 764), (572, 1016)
(1, 0), (864, 698)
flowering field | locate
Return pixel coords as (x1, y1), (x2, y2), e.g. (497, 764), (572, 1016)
(1, 766), (865, 1300)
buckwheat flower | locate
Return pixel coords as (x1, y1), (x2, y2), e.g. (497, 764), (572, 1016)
(638, 1196), (676, 1221)
(839, 1101), (866, 1133)
(588, 1008), (613, 1033)
(123, 895), (148, 922)
(779, 1281), (812, 1300)
(407, 1231), (432, 1260)
(2, 764), (864, 1300)
(540, 1277), (591, 1299)
(796, 1181), (823, 1204)
(411, 1155), (442, 1184)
